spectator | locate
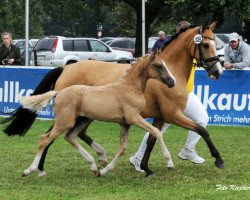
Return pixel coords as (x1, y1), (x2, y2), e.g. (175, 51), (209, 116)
(130, 21), (209, 173)
(152, 31), (169, 51)
(224, 32), (250, 69)
(0, 32), (21, 65)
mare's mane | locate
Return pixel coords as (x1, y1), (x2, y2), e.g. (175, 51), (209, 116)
(118, 54), (150, 81)
(162, 25), (200, 50)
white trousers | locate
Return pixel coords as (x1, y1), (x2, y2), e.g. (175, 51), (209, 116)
(134, 92), (209, 160)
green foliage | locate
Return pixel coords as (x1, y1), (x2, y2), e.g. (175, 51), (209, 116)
(0, 120), (249, 199)
(150, 21), (176, 36)
(108, 1), (136, 37)
(0, 0), (249, 47)
(0, 0), (46, 39)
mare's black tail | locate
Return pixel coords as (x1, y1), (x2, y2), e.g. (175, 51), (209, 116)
(0, 67), (64, 136)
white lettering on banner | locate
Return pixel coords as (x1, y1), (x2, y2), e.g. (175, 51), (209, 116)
(233, 116), (250, 123)
(4, 106), (16, 113)
(210, 114), (250, 124)
(0, 81), (34, 103)
(196, 85), (250, 111)
(3, 106), (54, 117)
(213, 115), (232, 123)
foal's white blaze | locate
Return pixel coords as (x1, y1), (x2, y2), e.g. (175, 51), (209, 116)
(210, 40), (223, 75)
(160, 58), (176, 85)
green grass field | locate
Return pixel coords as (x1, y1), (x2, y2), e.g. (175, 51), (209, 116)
(0, 120), (249, 200)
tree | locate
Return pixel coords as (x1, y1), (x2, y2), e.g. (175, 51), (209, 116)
(0, 0), (45, 38)
(122, 0), (170, 57)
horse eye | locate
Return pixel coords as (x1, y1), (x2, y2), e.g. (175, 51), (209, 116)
(153, 63), (162, 68)
(202, 43), (210, 49)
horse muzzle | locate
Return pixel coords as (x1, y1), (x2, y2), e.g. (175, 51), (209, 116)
(207, 62), (223, 80)
(162, 77), (176, 88)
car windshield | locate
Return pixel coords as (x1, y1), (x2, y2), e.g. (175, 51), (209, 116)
(34, 38), (56, 51)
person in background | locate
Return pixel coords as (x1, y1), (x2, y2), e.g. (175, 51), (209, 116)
(0, 32), (21, 65)
(152, 31), (169, 51)
(224, 32), (250, 69)
(130, 21), (209, 173)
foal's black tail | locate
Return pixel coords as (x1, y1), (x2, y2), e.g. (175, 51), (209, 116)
(0, 67), (64, 136)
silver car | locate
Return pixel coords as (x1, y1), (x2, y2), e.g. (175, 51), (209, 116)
(30, 36), (134, 67)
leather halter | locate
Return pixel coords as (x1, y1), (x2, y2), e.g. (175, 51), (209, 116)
(193, 27), (220, 72)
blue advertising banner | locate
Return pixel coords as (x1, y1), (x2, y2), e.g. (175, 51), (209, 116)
(194, 69), (250, 126)
(0, 66), (249, 126)
(0, 66), (54, 119)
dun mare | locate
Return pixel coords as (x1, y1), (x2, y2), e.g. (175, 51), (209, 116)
(19, 52), (176, 176)
(2, 22), (225, 176)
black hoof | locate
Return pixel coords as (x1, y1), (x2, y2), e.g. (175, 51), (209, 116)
(145, 173), (155, 178)
(214, 161), (225, 170)
(143, 168), (154, 177)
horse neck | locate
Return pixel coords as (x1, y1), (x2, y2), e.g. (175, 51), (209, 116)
(123, 61), (149, 93)
(161, 28), (197, 84)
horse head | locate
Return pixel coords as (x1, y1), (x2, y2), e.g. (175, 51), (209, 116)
(192, 22), (223, 80)
(148, 51), (176, 88)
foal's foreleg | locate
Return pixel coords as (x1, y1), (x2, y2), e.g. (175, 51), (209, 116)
(133, 116), (174, 170)
(98, 124), (131, 176)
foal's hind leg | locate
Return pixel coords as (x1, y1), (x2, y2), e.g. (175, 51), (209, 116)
(77, 121), (108, 167)
(64, 118), (98, 176)
(37, 118), (108, 177)
(98, 124), (131, 176)
(37, 124), (54, 177)
(22, 124), (65, 177)
(132, 115), (174, 171)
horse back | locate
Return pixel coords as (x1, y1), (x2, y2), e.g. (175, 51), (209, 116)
(54, 60), (130, 91)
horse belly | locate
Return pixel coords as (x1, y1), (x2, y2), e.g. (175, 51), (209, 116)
(80, 94), (125, 123)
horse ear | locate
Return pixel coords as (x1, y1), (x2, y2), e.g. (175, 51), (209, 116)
(202, 21), (209, 32)
(209, 22), (217, 31)
(150, 50), (157, 61)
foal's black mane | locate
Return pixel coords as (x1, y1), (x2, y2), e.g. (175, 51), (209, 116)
(162, 24), (200, 50)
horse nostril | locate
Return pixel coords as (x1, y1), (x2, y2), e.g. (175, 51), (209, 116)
(167, 78), (175, 88)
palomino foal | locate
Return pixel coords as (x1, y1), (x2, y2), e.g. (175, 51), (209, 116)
(19, 52), (176, 177)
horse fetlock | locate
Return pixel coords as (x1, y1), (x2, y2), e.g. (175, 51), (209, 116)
(98, 153), (108, 163)
(90, 163), (98, 172)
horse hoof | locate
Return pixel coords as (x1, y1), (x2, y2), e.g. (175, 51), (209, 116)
(38, 171), (47, 177)
(99, 160), (108, 167)
(95, 172), (101, 177)
(22, 173), (27, 177)
(214, 161), (225, 170)
(167, 166), (174, 171)
(93, 170), (100, 177)
(145, 172), (155, 178)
